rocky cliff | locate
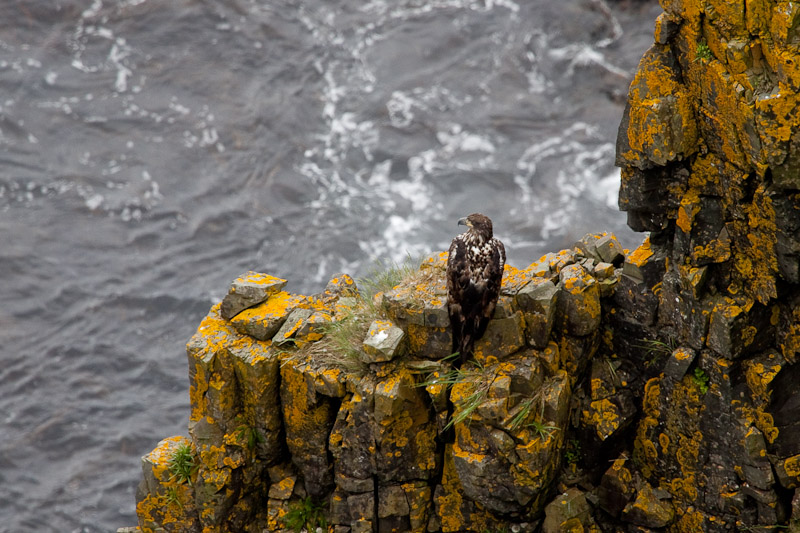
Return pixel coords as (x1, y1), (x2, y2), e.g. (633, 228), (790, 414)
(131, 1), (800, 531)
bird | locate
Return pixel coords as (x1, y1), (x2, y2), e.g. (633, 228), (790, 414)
(446, 213), (506, 364)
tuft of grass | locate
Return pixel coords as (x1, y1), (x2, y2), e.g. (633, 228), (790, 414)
(695, 40), (712, 62)
(528, 419), (560, 441)
(692, 367), (710, 394)
(235, 421), (265, 450)
(634, 338), (675, 369)
(508, 394), (547, 431)
(358, 255), (420, 301)
(165, 486), (183, 510)
(419, 360), (498, 430)
(168, 442), (196, 486)
(507, 393), (560, 440)
(282, 496), (328, 533)
(288, 255), (425, 375)
(508, 398), (535, 431)
(288, 306), (373, 375)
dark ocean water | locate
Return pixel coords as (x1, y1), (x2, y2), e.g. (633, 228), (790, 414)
(0, 1), (660, 530)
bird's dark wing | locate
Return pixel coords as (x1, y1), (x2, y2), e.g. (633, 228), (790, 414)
(472, 238), (505, 340)
(481, 238), (505, 317)
(447, 236), (471, 357)
(447, 236), (470, 307)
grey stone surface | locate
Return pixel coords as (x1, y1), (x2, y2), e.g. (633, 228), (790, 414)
(361, 319), (406, 363)
(220, 271), (287, 320)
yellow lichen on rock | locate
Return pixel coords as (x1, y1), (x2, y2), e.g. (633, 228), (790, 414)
(621, 42), (698, 168)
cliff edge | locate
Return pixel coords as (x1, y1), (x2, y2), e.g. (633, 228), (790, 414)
(130, 1), (800, 531)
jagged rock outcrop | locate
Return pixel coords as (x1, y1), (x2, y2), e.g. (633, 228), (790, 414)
(608, 0), (800, 530)
(134, 239), (630, 532)
(129, 1), (800, 531)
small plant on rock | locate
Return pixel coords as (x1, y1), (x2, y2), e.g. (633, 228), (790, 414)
(695, 40), (712, 62)
(283, 496), (328, 533)
(168, 442), (196, 486)
(528, 419), (559, 441)
(636, 338), (675, 369)
(564, 439), (582, 466)
(692, 367), (710, 394)
(289, 255), (423, 376)
(236, 424), (265, 451)
(164, 486), (183, 510)
(508, 394), (559, 440)
(419, 359), (496, 430)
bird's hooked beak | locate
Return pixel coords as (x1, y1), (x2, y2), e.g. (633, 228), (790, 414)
(458, 217), (470, 227)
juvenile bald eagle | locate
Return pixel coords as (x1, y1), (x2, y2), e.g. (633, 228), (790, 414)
(446, 213), (506, 363)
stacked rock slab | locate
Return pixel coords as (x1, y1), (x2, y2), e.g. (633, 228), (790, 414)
(134, 236), (631, 532)
(610, 0), (800, 530)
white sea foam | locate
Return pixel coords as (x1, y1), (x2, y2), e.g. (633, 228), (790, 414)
(592, 170), (622, 209)
(85, 193), (104, 210)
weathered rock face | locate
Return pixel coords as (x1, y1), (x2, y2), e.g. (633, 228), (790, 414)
(134, 235), (628, 532)
(609, 0), (800, 530)
(131, 1), (800, 531)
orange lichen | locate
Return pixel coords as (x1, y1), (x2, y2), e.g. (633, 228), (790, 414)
(136, 436), (199, 532)
(674, 507), (705, 532)
(622, 42), (699, 167)
(730, 186), (777, 304)
(583, 399), (622, 441)
(436, 444), (466, 532)
(627, 237), (653, 267)
(235, 291), (307, 324)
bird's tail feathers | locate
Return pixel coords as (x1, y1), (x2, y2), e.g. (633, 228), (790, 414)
(458, 335), (475, 365)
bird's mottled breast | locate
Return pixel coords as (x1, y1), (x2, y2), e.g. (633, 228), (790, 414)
(463, 235), (496, 282)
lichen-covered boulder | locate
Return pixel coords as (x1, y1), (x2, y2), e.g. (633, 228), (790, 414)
(472, 309), (526, 365)
(621, 482), (674, 528)
(450, 359), (569, 515)
(433, 444), (515, 533)
(328, 369), (437, 531)
(382, 257), (452, 360)
(557, 263), (601, 337)
(382, 267), (449, 329)
(574, 233), (625, 266)
(515, 279), (559, 349)
(280, 356), (341, 499)
(230, 291), (307, 341)
(220, 271), (287, 320)
(330, 370), (437, 484)
(361, 319), (406, 363)
(579, 357), (636, 444)
(616, 43), (698, 169)
(542, 488), (599, 533)
(136, 436), (199, 533)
